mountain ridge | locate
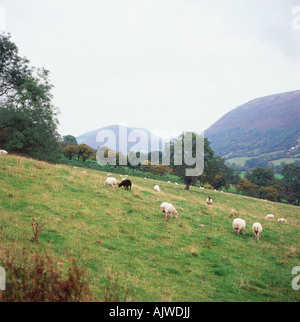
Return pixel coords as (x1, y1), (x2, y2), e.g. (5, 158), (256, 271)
(205, 90), (300, 163)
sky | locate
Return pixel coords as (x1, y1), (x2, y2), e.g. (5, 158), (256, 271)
(0, 0), (300, 137)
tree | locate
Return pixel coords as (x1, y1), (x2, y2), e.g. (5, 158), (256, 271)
(151, 165), (171, 177)
(63, 135), (78, 146)
(236, 178), (259, 197)
(258, 186), (279, 202)
(63, 145), (77, 160)
(170, 134), (214, 190)
(245, 167), (274, 187)
(212, 175), (226, 190)
(282, 164), (300, 205)
(0, 34), (60, 162)
(75, 144), (94, 162)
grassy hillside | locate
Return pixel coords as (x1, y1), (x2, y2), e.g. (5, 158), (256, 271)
(0, 155), (299, 302)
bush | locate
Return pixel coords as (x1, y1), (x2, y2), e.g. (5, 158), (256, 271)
(258, 186), (279, 202)
(0, 248), (94, 302)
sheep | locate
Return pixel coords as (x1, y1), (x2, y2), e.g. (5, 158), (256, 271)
(233, 218), (246, 236)
(107, 174), (112, 177)
(266, 214), (275, 220)
(206, 197), (213, 205)
(252, 223), (263, 240)
(175, 182), (178, 185)
(160, 202), (178, 222)
(277, 218), (287, 224)
(105, 177), (118, 189)
(0, 150), (8, 155)
(118, 180), (132, 191)
(154, 185), (160, 192)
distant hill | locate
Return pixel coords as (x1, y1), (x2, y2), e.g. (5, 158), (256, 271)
(206, 90), (300, 165)
(77, 125), (162, 154)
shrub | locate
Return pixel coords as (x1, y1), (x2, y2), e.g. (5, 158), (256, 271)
(259, 186), (279, 202)
(0, 248), (94, 302)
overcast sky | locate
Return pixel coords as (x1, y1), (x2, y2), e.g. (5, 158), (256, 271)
(1, 0), (300, 137)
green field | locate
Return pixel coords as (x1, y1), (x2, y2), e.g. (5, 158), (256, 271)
(0, 155), (299, 302)
(227, 156), (300, 168)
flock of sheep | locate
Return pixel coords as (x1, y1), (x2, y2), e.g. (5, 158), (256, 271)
(1, 151), (288, 243)
(104, 174), (288, 241)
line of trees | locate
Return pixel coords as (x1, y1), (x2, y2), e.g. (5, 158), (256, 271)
(236, 165), (300, 205)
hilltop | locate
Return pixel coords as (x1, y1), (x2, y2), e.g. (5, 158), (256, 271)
(77, 125), (162, 154)
(206, 90), (300, 166)
(0, 155), (299, 301)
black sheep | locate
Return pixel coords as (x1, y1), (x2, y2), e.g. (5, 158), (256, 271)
(118, 180), (132, 191)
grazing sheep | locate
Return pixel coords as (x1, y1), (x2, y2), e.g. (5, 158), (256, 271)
(160, 202), (178, 222)
(175, 182), (178, 185)
(277, 218), (287, 224)
(233, 218), (246, 236)
(206, 197), (213, 205)
(200, 187), (205, 190)
(105, 177), (118, 189)
(107, 174), (112, 177)
(252, 223), (263, 240)
(266, 214), (275, 220)
(0, 150), (8, 155)
(118, 180), (132, 191)
(144, 177), (147, 180)
(154, 185), (160, 192)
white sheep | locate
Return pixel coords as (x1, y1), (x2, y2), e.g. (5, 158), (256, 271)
(277, 218), (287, 224)
(107, 174), (112, 177)
(175, 182), (178, 185)
(206, 197), (213, 205)
(160, 202), (178, 222)
(266, 214), (275, 220)
(105, 177), (118, 189)
(252, 223), (263, 240)
(0, 150), (8, 155)
(233, 218), (246, 236)
(154, 185), (160, 192)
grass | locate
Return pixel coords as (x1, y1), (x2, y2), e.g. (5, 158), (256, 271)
(0, 155), (300, 302)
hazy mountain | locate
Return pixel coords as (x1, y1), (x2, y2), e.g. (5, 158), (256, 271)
(206, 90), (300, 162)
(77, 125), (163, 154)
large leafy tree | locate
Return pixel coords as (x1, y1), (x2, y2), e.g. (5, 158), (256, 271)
(0, 33), (60, 162)
(245, 167), (275, 187)
(282, 164), (300, 205)
(169, 134), (214, 190)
